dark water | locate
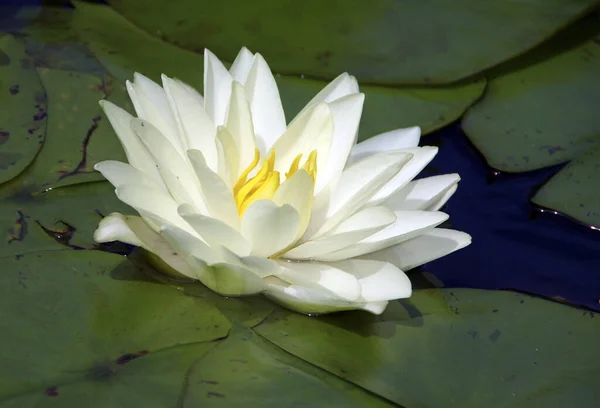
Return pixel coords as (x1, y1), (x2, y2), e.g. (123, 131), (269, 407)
(421, 124), (600, 312)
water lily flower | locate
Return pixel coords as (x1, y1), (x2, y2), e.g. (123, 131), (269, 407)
(94, 47), (471, 315)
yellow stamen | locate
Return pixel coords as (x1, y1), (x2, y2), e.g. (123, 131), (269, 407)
(302, 150), (318, 181)
(232, 149), (318, 218)
(285, 153), (303, 179)
(238, 171), (280, 215)
(234, 149), (279, 216)
(233, 148), (260, 196)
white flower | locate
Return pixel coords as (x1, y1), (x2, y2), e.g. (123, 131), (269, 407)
(93, 47), (471, 315)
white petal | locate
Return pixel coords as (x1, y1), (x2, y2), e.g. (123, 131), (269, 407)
(427, 184), (458, 211)
(271, 102), (333, 184)
(162, 75), (218, 171)
(361, 228), (472, 271)
(306, 151), (413, 240)
(203, 49), (233, 126)
(264, 276), (387, 315)
(156, 167), (202, 209)
(315, 93), (365, 194)
(316, 211), (449, 262)
(293, 72), (360, 120)
(187, 149), (240, 229)
(98, 100), (163, 185)
(225, 81), (257, 176)
(175, 248), (268, 296)
(128, 73), (182, 153)
(245, 53), (286, 153)
(94, 160), (161, 190)
(175, 78), (204, 105)
(214, 132), (233, 187)
(229, 46), (254, 84)
(348, 126), (421, 165)
(94, 212), (196, 279)
(125, 80), (143, 118)
(130, 119), (208, 213)
(274, 261), (361, 301)
(115, 184), (194, 235)
(206, 261), (268, 295)
(327, 259), (411, 301)
(160, 224), (220, 264)
(284, 206), (396, 260)
(241, 200), (300, 258)
(94, 212), (144, 247)
(383, 174), (460, 211)
(218, 247), (283, 279)
(203, 248), (273, 295)
(272, 169), (315, 239)
(178, 204), (251, 257)
(366, 146), (438, 207)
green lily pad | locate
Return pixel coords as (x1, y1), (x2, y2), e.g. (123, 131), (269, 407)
(71, 2), (485, 136)
(462, 14), (600, 172)
(105, 0), (600, 84)
(5, 6), (105, 75)
(70, 2), (205, 90)
(133, 250), (274, 328)
(255, 289), (600, 407)
(0, 181), (130, 258)
(0, 250), (230, 398)
(0, 35), (47, 184)
(182, 324), (394, 407)
(0, 342), (217, 408)
(1, 67), (127, 193)
(278, 75), (486, 138)
(532, 141), (600, 228)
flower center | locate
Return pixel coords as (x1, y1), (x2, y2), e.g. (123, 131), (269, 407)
(233, 148), (317, 217)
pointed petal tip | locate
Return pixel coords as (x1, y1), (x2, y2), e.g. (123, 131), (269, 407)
(204, 48), (218, 60)
(132, 72), (144, 82)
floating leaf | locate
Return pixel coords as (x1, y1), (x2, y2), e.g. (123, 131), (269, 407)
(0, 182), (130, 258)
(0, 342), (217, 408)
(71, 2), (485, 136)
(106, 0), (600, 84)
(0, 250), (230, 398)
(532, 141), (600, 228)
(462, 15), (600, 172)
(138, 252), (274, 328)
(1, 67), (127, 193)
(9, 7), (106, 75)
(70, 2), (205, 90)
(256, 289), (600, 407)
(182, 324), (394, 407)
(0, 35), (47, 184)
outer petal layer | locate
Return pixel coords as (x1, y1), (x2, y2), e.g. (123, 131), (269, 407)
(94, 213), (196, 279)
(360, 228), (472, 271)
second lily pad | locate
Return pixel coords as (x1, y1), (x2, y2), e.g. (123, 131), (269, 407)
(256, 289), (600, 407)
(1, 67), (127, 193)
(105, 0), (600, 84)
(532, 141), (600, 228)
(462, 14), (600, 172)
(0, 35), (47, 184)
(71, 2), (485, 137)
